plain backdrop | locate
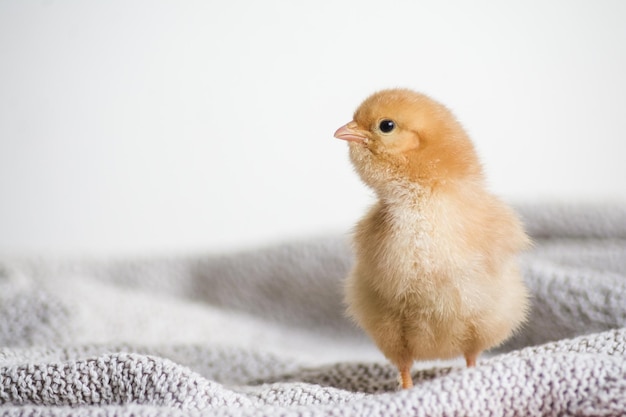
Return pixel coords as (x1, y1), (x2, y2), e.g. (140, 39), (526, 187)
(1, 1), (625, 256)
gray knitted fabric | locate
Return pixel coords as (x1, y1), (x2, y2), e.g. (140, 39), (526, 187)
(0, 203), (625, 416)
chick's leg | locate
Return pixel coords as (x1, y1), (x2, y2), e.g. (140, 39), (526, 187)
(399, 366), (413, 389)
(464, 352), (479, 367)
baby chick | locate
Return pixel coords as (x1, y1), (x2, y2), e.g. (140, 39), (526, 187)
(334, 88), (529, 389)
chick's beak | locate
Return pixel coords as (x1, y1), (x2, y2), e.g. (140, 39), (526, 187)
(334, 122), (368, 143)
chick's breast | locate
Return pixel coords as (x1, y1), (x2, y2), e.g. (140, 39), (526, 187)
(345, 189), (528, 365)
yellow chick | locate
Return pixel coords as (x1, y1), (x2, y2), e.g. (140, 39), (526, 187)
(334, 88), (529, 389)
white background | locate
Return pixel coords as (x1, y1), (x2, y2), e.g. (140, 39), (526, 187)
(1, 1), (625, 256)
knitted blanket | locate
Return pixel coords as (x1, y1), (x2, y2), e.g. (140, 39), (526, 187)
(1, 204), (625, 416)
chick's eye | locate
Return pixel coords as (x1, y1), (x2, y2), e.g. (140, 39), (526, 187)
(378, 119), (395, 133)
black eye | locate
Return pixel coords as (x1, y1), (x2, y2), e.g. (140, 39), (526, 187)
(378, 119), (395, 133)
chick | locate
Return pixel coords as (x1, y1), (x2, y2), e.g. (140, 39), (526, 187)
(334, 88), (529, 389)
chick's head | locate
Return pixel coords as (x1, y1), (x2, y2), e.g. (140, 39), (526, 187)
(334, 89), (482, 193)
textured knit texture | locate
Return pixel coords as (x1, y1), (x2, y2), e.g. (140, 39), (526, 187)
(0, 203), (625, 416)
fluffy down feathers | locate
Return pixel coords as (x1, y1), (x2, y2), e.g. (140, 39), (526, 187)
(334, 88), (529, 389)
